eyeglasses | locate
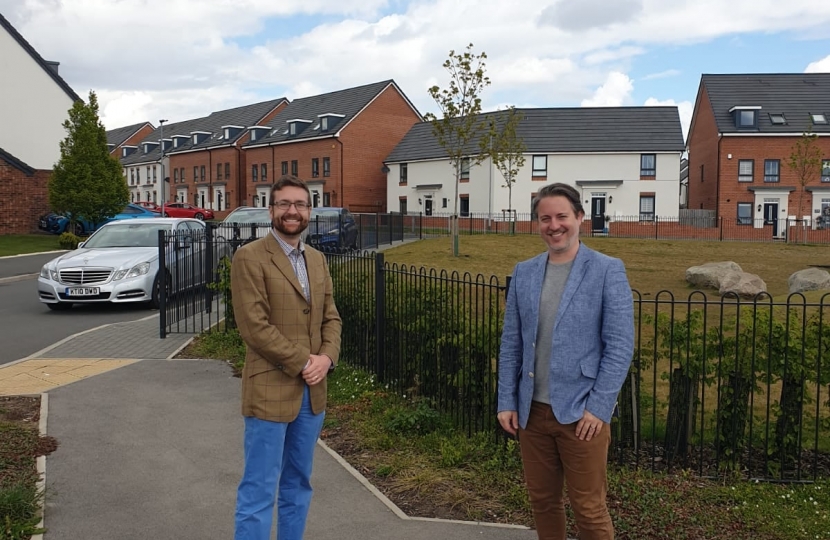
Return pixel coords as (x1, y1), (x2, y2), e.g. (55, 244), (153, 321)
(271, 200), (310, 211)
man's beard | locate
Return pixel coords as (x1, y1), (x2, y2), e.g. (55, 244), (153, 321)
(272, 215), (308, 237)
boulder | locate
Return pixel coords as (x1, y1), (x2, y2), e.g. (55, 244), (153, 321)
(788, 268), (830, 294)
(719, 271), (767, 299)
(686, 262), (743, 290)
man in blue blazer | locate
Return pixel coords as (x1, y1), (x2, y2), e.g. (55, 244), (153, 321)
(498, 183), (634, 540)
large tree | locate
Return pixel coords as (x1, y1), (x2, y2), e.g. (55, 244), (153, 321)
(49, 91), (129, 233)
(481, 106), (526, 235)
(424, 43), (490, 256)
(787, 127), (822, 243)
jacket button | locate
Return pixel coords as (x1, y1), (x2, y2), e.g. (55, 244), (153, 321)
(532, 341), (536, 348)
(529, 372), (535, 378)
(303, 308), (310, 314)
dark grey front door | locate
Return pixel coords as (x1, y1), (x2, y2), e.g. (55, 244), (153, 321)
(424, 199), (433, 216)
(764, 203), (779, 237)
(591, 197), (606, 231)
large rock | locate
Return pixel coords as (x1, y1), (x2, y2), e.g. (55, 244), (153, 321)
(686, 262), (743, 290)
(788, 268), (830, 294)
(719, 271), (767, 299)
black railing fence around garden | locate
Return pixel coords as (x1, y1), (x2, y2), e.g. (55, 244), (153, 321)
(158, 227), (830, 482)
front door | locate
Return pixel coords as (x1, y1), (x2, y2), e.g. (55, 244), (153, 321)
(764, 203), (779, 237)
(424, 199), (433, 216)
(591, 197), (606, 231)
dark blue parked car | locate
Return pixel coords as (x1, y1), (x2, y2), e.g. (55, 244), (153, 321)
(307, 207), (359, 250)
(38, 203), (160, 235)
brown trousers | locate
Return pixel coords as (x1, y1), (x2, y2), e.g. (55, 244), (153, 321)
(518, 401), (613, 540)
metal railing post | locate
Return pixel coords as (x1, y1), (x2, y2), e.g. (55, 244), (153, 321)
(375, 252), (386, 382)
(158, 229), (167, 338)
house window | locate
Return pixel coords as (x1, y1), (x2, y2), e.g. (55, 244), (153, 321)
(323, 157), (330, 177)
(217, 163), (223, 180)
(769, 113), (786, 125)
(289, 123), (297, 136)
(130, 169), (135, 184)
(812, 114), (828, 125)
(460, 196), (470, 217)
(639, 195), (655, 222)
(764, 159), (780, 183)
(146, 166), (151, 183)
(281, 161), (288, 175)
(399, 198), (407, 214)
(252, 165), (258, 182)
(260, 164), (266, 182)
(226, 162), (231, 179)
(822, 160), (830, 182)
(200, 165), (205, 182)
(442, 198), (448, 208)
(738, 159), (754, 183)
(321, 117), (329, 131)
(291, 160), (298, 176)
(700, 164), (704, 182)
(532, 155), (547, 176)
(312, 158), (319, 178)
(173, 169), (179, 183)
(400, 163), (408, 184)
(460, 158), (470, 180)
(737, 202), (752, 225)
(640, 154), (656, 176)
(153, 166), (157, 182)
(194, 166), (199, 182)
(737, 109), (757, 128)
(180, 168), (185, 182)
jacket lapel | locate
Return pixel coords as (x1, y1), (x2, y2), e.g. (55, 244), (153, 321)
(527, 253), (547, 332)
(553, 243), (589, 332)
(265, 234), (308, 302)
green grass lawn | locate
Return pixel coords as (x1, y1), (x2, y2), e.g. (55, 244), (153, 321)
(0, 234), (62, 257)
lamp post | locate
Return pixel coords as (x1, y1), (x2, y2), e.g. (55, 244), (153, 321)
(159, 119), (168, 214)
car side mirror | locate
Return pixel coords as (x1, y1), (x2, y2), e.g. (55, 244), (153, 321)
(77, 241), (85, 249)
(175, 237), (192, 250)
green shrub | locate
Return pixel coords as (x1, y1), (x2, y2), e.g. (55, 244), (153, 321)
(57, 232), (80, 250)
(382, 399), (441, 435)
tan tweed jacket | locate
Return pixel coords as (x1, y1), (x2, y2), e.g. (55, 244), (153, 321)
(230, 233), (342, 422)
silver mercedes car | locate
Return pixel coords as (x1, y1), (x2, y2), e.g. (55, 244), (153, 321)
(37, 218), (223, 310)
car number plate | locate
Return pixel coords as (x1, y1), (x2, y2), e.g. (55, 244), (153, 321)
(66, 287), (100, 296)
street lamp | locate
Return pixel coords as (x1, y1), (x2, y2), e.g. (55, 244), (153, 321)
(159, 119), (168, 213)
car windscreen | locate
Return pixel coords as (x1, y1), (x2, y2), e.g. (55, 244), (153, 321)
(224, 210), (271, 224)
(83, 223), (171, 248)
(311, 210), (340, 219)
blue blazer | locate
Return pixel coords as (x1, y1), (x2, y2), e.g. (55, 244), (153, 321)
(497, 243), (634, 427)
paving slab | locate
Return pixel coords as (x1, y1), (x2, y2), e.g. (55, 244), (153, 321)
(0, 359), (137, 395)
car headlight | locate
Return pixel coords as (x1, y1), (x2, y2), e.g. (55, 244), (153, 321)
(40, 265), (51, 279)
(113, 262), (151, 281)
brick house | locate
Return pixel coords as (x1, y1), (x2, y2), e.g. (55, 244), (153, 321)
(242, 80), (422, 212)
(106, 122), (154, 159)
(385, 107), (684, 229)
(119, 98), (288, 218)
(687, 74), (830, 238)
(0, 12), (80, 234)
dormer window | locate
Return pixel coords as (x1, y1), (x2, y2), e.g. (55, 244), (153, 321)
(317, 113), (345, 132)
(190, 131), (212, 146)
(289, 123), (297, 136)
(729, 106), (760, 129)
(286, 119), (313, 137)
(172, 135), (189, 148)
(769, 113), (786, 125)
(812, 113), (828, 125)
(321, 117), (329, 131)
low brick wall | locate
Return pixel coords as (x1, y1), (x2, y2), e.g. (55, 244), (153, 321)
(0, 161), (51, 235)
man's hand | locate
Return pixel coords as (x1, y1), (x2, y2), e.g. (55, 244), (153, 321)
(575, 410), (603, 441)
(302, 354), (332, 386)
(497, 411), (519, 436)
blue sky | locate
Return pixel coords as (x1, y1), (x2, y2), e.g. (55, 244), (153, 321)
(3, 0), (830, 138)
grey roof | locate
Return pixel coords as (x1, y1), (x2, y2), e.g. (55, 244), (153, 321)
(701, 73), (830, 134)
(244, 80), (415, 147)
(0, 146), (35, 175)
(0, 12), (80, 102)
(106, 122), (153, 148)
(120, 98), (287, 166)
(384, 107), (684, 163)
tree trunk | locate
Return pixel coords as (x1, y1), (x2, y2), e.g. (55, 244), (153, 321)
(774, 375), (804, 471)
(664, 367), (698, 465)
(716, 372), (751, 467)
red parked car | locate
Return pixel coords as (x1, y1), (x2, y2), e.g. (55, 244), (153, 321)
(159, 203), (214, 220)
(133, 201), (162, 213)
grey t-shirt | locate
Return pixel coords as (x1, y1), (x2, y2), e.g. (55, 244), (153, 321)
(533, 259), (573, 404)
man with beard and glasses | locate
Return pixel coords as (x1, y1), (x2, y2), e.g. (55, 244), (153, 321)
(230, 175), (342, 540)
(497, 183), (633, 540)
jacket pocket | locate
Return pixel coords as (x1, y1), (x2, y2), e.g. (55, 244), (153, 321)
(580, 362), (598, 379)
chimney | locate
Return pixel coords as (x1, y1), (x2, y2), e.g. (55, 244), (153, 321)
(45, 61), (60, 75)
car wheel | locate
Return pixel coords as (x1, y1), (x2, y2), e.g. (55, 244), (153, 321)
(194, 213), (204, 220)
(161, 212), (169, 217)
(150, 271), (172, 309)
(73, 222), (84, 236)
(46, 302), (72, 311)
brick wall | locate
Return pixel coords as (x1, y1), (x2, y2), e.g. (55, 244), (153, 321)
(339, 85), (421, 213)
(111, 124), (154, 158)
(0, 162), (50, 234)
(687, 87), (720, 211)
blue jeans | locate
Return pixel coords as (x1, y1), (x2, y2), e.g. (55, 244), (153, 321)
(234, 387), (325, 540)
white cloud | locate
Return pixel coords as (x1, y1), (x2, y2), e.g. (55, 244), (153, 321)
(581, 72), (634, 107)
(805, 55), (830, 72)
(6, 0), (830, 128)
(642, 69), (681, 80)
(645, 97), (693, 141)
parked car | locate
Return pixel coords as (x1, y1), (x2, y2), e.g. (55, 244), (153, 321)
(38, 203), (161, 236)
(37, 218), (227, 310)
(307, 207), (359, 250)
(220, 206), (271, 248)
(160, 203), (214, 220)
(133, 201), (163, 213)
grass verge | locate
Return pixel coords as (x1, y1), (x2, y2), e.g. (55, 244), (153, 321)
(0, 235), (62, 258)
